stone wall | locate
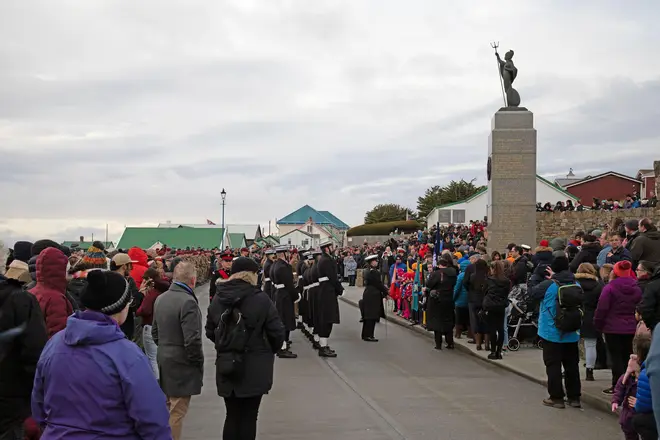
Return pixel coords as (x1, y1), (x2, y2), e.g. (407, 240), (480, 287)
(536, 207), (660, 240)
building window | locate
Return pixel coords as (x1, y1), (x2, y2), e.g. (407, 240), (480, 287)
(438, 209), (451, 223)
(288, 239), (291, 245)
(452, 209), (466, 224)
(306, 225), (312, 233)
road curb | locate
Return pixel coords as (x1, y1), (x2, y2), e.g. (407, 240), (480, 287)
(338, 295), (613, 416)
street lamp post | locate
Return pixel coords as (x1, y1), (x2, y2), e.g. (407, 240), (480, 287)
(221, 188), (227, 249)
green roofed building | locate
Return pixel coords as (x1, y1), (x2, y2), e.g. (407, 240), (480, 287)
(228, 233), (247, 249)
(277, 204), (349, 247)
(116, 227), (226, 250)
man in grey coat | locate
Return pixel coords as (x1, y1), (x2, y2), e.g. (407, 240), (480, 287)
(152, 261), (203, 440)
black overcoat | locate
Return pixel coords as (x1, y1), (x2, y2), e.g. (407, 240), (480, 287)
(314, 254), (342, 328)
(362, 268), (388, 321)
(271, 259), (298, 331)
(425, 267), (457, 332)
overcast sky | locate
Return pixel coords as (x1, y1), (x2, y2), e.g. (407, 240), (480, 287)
(1, 0), (659, 246)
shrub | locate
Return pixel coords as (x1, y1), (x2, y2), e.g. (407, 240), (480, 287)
(347, 220), (422, 237)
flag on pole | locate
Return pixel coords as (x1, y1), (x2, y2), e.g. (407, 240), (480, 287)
(206, 219), (216, 225)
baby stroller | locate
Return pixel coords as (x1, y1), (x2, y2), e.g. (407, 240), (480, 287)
(506, 284), (542, 351)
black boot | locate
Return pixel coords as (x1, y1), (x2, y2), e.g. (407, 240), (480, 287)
(312, 341), (321, 350)
(488, 351), (498, 360)
(318, 346), (337, 358)
(277, 349), (298, 359)
(586, 368), (595, 381)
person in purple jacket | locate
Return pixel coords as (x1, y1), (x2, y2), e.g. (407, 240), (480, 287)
(595, 260), (643, 395)
(31, 270), (171, 439)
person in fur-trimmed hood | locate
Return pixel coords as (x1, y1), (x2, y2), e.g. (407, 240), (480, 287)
(529, 240), (554, 289)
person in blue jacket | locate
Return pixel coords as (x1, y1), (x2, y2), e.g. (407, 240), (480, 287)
(453, 259), (470, 339)
(532, 256), (581, 409)
(32, 270), (171, 439)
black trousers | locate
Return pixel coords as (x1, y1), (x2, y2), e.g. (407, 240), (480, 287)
(223, 395), (263, 440)
(542, 340), (581, 400)
(434, 331), (453, 348)
(348, 275), (356, 286)
(358, 299), (364, 320)
(633, 412), (658, 440)
(486, 309), (505, 353)
(317, 323), (333, 338)
(605, 333), (635, 388)
(362, 320), (376, 339)
(0, 424), (24, 440)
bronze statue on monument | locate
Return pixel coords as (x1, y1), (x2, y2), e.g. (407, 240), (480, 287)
(490, 42), (523, 109)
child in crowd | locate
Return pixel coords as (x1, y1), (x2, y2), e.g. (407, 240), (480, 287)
(611, 333), (652, 440)
(632, 333), (656, 440)
(400, 272), (414, 320)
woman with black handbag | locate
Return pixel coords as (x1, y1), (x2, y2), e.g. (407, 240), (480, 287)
(425, 254), (458, 350)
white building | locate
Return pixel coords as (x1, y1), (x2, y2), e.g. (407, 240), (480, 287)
(426, 175), (578, 229)
(278, 229), (321, 249)
(276, 205), (349, 247)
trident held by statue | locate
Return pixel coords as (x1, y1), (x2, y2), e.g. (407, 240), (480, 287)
(491, 41), (507, 106)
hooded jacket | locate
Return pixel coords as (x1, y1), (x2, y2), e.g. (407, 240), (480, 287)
(205, 271), (285, 398)
(127, 247), (149, 287)
(630, 229), (660, 266)
(529, 246), (554, 289)
(639, 267), (660, 330)
(574, 273), (603, 339)
(536, 270), (580, 343)
(482, 276), (510, 312)
(28, 247), (72, 338)
(453, 260), (470, 308)
(0, 278), (48, 433)
(569, 241), (602, 273)
(32, 311), (171, 439)
(594, 276), (642, 335)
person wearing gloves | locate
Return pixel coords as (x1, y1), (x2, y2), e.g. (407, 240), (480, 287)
(31, 270), (171, 439)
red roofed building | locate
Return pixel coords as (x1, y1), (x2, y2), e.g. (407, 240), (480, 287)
(560, 171), (642, 203)
(637, 169), (657, 199)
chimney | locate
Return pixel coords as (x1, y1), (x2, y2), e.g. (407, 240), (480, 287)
(79, 236), (84, 242)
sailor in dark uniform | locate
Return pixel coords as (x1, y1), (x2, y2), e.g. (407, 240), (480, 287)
(271, 245), (300, 359)
(315, 240), (343, 357)
(294, 252), (307, 333)
(262, 249), (276, 302)
(209, 251), (233, 302)
(308, 249), (322, 349)
(361, 255), (389, 342)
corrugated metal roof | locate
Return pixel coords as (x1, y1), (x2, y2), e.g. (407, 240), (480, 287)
(116, 227), (224, 250)
(277, 205), (349, 229)
(226, 224), (262, 240)
(228, 233), (246, 248)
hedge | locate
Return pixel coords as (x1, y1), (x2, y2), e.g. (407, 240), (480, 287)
(347, 220), (423, 237)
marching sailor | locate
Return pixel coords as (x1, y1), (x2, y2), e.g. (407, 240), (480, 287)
(262, 249), (276, 302)
(271, 245), (300, 359)
(308, 249), (322, 349)
(361, 254), (389, 342)
(296, 251), (309, 333)
(315, 240), (343, 358)
(209, 251), (233, 302)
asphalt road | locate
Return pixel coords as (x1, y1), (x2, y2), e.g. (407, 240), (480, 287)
(184, 284), (619, 440)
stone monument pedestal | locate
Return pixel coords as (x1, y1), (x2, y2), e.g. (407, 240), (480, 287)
(487, 109), (537, 254)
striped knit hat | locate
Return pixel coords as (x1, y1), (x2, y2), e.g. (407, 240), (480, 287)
(81, 245), (108, 269)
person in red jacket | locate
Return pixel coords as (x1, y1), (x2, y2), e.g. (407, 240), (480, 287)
(136, 268), (171, 379)
(127, 247), (149, 287)
(29, 247), (72, 339)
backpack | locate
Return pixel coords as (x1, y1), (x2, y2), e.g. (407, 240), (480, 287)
(214, 298), (252, 379)
(553, 281), (584, 333)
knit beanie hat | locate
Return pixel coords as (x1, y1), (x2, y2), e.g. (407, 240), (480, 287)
(539, 239), (549, 248)
(92, 241), (106, 252)
(81, 246), (108, 269)
(231, 256), (259, 274)
(613, 261), (635, 279)
(31, 239), (60, 257)
(82, 270), (132, 315)
(551, 256), (569, 273)
(13, 241), (33, 263)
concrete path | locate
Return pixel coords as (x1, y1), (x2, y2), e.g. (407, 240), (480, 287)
(184, 284), (619, 439)
(338, 285), (616, 414)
